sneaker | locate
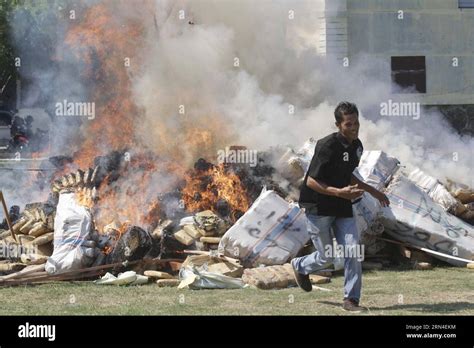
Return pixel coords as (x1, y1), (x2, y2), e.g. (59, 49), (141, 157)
(342, 298), (367, 313)
(290, 258), (312, 292)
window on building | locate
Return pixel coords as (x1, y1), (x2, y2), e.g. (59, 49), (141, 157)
(459, 0), (474, 9)
(391, 56), (426, 93)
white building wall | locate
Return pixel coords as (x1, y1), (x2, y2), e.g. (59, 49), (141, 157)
(318, 0), (348, 58)
(326, 0), (474, 105)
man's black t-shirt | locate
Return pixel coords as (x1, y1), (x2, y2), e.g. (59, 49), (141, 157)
(299, 132), (363, 217)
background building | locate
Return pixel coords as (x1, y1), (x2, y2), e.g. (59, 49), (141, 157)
(318, 0), (474, 133)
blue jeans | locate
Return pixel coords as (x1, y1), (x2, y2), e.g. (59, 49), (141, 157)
(292, 213), (362, 302)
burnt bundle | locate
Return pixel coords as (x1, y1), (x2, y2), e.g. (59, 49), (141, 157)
(106, 226), (153, 265)
(190, 154), (292, 216)
(51, 166), (100, 199)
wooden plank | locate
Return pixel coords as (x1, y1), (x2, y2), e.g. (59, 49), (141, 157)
(376, 237), (473, 265)
(0, 191), (17, 242)
(0, 264), (45, 281)
(0, 258), (182, 284)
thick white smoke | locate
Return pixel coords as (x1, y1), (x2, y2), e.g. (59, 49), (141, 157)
(2, 0), (472, 214)
(133, 0), (472, 186)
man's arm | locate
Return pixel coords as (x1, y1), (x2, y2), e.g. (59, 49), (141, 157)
(307, 176), (364, 201)
(351, 174), (390, 207)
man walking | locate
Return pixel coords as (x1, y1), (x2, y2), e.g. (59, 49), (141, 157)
(291, 101), (390, 312)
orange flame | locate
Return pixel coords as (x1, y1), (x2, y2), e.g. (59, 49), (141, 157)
(181, 163), (250, 222)
(49, 1), (249, 234)
(64, 1), (144, 168)
(75, 189), (95, 208)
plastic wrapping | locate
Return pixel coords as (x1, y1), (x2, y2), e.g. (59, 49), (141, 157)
(219, 189), (310, 267)
(95, 271), (149, 285)
(382, 174), (474, 265)
(353, 150), (400, 190)
(178, 267), (245, 289)
(407, 167), (459, 212)
(45, 193), (96, 274)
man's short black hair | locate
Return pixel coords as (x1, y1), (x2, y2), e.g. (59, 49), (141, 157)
(334, 101), (359, 124)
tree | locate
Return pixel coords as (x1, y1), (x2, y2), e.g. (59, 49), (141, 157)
(0, 0), (20, 97)
(0, 0), (67, 108)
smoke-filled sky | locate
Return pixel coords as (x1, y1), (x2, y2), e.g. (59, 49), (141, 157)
(133, 0), (473, 182)
(2, 0), (473, 208)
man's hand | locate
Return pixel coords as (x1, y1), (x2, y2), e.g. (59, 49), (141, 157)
(350, 174), (390, 207)
(369, 189), (390, 207)
(336, 184), (364, 201)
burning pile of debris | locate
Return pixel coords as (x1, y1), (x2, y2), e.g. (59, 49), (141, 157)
(278, 142), (474, 270)
(1, 141), (473, 289)
(0, 147), (294, 286)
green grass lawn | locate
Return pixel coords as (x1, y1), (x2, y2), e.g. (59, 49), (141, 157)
(0, 266), (472, 315)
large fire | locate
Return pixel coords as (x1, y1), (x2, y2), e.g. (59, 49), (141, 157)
(182, 163), (251, 222)
(43, 1), (254, 235)
(64, 2), (144, 168)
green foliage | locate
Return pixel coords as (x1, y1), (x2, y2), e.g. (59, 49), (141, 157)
(0, 0), (20, 83)
(0, 0), (67, 86)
